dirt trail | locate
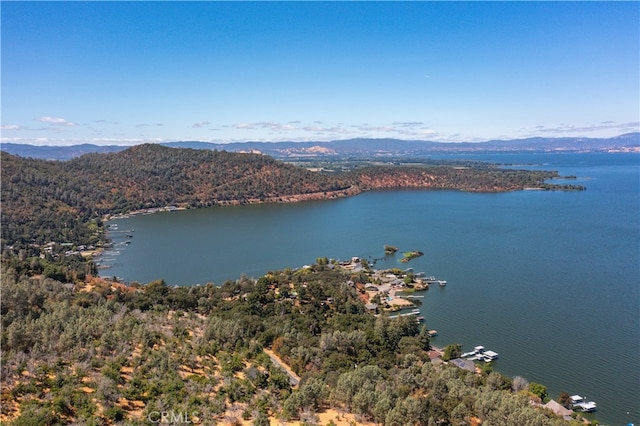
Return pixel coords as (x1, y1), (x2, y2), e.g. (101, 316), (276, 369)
(263, 348), (300, 387)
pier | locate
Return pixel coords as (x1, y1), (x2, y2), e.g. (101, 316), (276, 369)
(461, 346), (499, 362)
(107, 229), (135, 234)
(570, 396), (597, 412)
(388, 309), (420, 319)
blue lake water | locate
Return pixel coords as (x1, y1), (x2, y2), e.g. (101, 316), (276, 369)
(102, 153), (639, 425)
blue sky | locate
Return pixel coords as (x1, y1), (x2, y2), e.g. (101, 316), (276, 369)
(2, 1), (639, 145)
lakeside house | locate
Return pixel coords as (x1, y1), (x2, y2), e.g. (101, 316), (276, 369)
(543, 400), (574, 421)
(450, 358), (477, 373)
(365, 302), (378, 312)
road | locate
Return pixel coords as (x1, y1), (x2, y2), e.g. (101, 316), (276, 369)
(263, 348), (300, 387)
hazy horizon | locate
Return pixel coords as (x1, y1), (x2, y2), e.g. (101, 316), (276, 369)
(2, 132), (639, 148)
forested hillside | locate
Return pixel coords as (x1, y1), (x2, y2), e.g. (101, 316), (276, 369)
(346, 165), (569, 193)
(1, 260), (587, 425)
(0, 145), (352, 248)
(1, 144), (581, 249)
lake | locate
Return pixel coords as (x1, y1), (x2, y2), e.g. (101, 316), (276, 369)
(102, 152), (639, 425)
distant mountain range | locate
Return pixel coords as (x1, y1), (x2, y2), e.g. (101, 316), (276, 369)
(2, 132), (638, 161)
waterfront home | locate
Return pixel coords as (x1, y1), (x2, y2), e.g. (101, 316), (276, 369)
(365, 302), (378, 312)
(543, 400), (573, 421)
(450, 358), (477, 373)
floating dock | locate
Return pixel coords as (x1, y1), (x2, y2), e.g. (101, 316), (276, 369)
(570, 395), (597, 412)
(461, 345), (499, 362)
(389, 309), (420, 319)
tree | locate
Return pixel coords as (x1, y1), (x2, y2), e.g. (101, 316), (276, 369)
(512, 376), (529, 393)
(442, 344), (462, 361)
(528, 382), (548, 401)
(557, 392), (573, 409)
(252, 410), (270, 426)
(385, 316), (419, 351)
(298, 377), (325, 410)
(417, 326), (431, 351)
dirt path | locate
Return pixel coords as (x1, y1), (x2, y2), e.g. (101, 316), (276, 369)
(263, 348), (300, 387)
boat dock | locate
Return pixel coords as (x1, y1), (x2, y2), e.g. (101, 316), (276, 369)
(388, 311), (420, 319)
(461, 345), (499, 362)
(570, 395), (597, 412)
(388, 308), (421, 319)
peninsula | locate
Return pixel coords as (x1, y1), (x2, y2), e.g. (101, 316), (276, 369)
(1, 144), (583, 256)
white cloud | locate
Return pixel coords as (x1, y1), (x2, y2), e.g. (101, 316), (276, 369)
(392, 121), (425, 127)
(302, 125), (352, 135)
(233, 122), (257, 130)
(1, 136), (168, 146)
(36, 116), (77, 126)
(359, 125), (396, 133)
(264, 122), (295, 131)
(192, 121), (210, 129)
(232, 121), (296, 131)
(302, 126), (325, 132)
(526, 121), (640, 135)
(395, 128), (437, 137)
(1, 124), (22, 130)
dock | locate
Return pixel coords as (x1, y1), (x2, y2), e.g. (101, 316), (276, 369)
(107, 229), (135, 234)
(570, 395), (597, 412)
(461, 345), (499, 362)
(388, 310), (420, 319)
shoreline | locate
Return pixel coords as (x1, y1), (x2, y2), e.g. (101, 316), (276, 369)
(99, 172), (583, 222)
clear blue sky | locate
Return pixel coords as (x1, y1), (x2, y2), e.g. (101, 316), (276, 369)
(2, 1), (639, 145)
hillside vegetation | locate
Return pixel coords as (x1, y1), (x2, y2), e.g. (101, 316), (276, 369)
(346, 165), (566, 192)
(0, 145), (353, 249)
(1, 260), (587, 425)
(1, 144), (581, 249)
